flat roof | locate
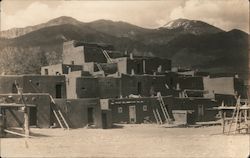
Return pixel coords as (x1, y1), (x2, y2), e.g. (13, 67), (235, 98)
(0, 103), (36, 107)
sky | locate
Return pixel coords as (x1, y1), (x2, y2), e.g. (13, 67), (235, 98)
(1, 0), (249, 32)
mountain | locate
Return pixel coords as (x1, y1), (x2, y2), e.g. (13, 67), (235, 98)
(0, 16), (84, 39)
(0, 17), (248, 81)
(161, 18), (223, 35)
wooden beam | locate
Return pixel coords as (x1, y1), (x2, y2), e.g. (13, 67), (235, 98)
(4, 129), (33, 138)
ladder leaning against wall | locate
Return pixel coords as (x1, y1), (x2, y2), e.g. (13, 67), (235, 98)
(49, 95), (69, 130)
(28, 80), (69, 130)
(157, 92), (172, 124)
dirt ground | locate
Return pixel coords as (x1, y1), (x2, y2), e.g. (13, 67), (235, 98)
(0, 124), (249, 158)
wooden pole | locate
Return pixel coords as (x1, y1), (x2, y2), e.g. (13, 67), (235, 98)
(15, 81), (30, 137)
(4, 129), (33, 138)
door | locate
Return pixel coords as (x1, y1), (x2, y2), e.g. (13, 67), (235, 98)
(29, 107), (37, 126)
(55, 84), (62, 98)
(102, 113), (107, 129)
(129, 106), (136, 123)
(87, 107), (94, 125)
(197, 104), (204, 121)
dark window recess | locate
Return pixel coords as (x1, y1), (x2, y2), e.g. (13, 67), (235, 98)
(55, 84), (62, 98)
(36, 82), (40, 86)
(137, 82), (142, 95)
(137, 63), (141, 74)
(71, 61), (74, 65)
(87, 107), (94, 125)
(12, 83), (18, 93)
(29, 107), (37, 126)
(170, 77), (173, 87)
(44, 69), (48, 75)
(102, 113), (107, 129)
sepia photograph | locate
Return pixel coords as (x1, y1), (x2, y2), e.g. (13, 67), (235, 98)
(0, 0), (249, 157)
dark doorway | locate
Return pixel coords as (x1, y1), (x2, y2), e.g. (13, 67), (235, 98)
(87, 107), (94, 125)
(137, 82), (142, 95)
(55, 84), (62, 98)
(12, 83), (18, 93)
(29, 107), (37, 126)
(102, 113), (107, 129)
(137, 63), (141, 74)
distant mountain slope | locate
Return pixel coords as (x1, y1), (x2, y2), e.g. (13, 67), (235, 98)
(0, 17), (248, 81)
(161, 18), (224, 35)
(0, 16), (84, 39)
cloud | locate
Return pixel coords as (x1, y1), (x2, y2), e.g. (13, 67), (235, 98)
(1, 0), (183, 30)
(170, 0), (249, 32)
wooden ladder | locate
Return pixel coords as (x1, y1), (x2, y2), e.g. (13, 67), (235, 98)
(49, 95), (69, 130)
(96, 63), (104, 72)
(157, 92), (172, 124)
(153, 108), (163, 124)
(102, 49), (113, 63)
(227, 96), (248, 134)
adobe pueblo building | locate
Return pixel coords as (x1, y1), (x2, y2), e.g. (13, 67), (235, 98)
(0, 40), (248, 136)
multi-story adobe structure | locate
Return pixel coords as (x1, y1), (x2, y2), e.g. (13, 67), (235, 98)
(0, 40), (247, 130)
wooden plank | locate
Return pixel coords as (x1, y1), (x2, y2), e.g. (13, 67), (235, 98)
(4, 129), (33, 138)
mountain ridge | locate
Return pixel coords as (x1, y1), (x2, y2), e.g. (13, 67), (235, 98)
(0, 16), (248, 81)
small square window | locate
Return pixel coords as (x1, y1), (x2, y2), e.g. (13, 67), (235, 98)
(118, 107), (123, 113)
(143, 105), (147, 111)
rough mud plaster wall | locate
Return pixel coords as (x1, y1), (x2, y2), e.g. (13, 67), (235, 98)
(22, 75), (66, 98)
(63, 41), (85, 65)
(99, 63), (118, 74)
(215, 94), (236, 106)
(76, 77), (99, 98)
(127, 59), (144, 74)
(66, 76), (77, 99)
(171, 98), (217, 122)
(83, 62), (95, 73)
(0, 76), (23, 93)
(54, 98), (102, 128)
(203, 77), (235, 97)
(144, 58), (171, 74)
(178, 76), (204, 90)
(98, 77), (120, 99)
(115, 57), (127, 74)
(84, 47), (106, 63)
(164, 72), (178, 89)
(109, 97), (173, 123)
(0, 94), (51, 128)
(41, 64), (63, 75)
(234, 78), (247, 98)
(120, 74), (137, 97)
(41, 64), (83, 76)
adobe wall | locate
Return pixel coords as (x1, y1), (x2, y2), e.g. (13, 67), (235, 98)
(171, 98), (218, 122)
(203, 77), (235, 97)
(178, 76), (204, 90)
(0, 93), (51, 128)
(54, 98), (102, 128)
(108, 97), (173, 123)
(41, 64), (83, 75)
(0, 76), (23, 94)
(67, 76), (99, 99)
(121, 75), (171, 97)
(98, 77), (120, 98)
(22, 75), (66, 98)
(84, 47), (107, 63)
(62, 41), (85, 65)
